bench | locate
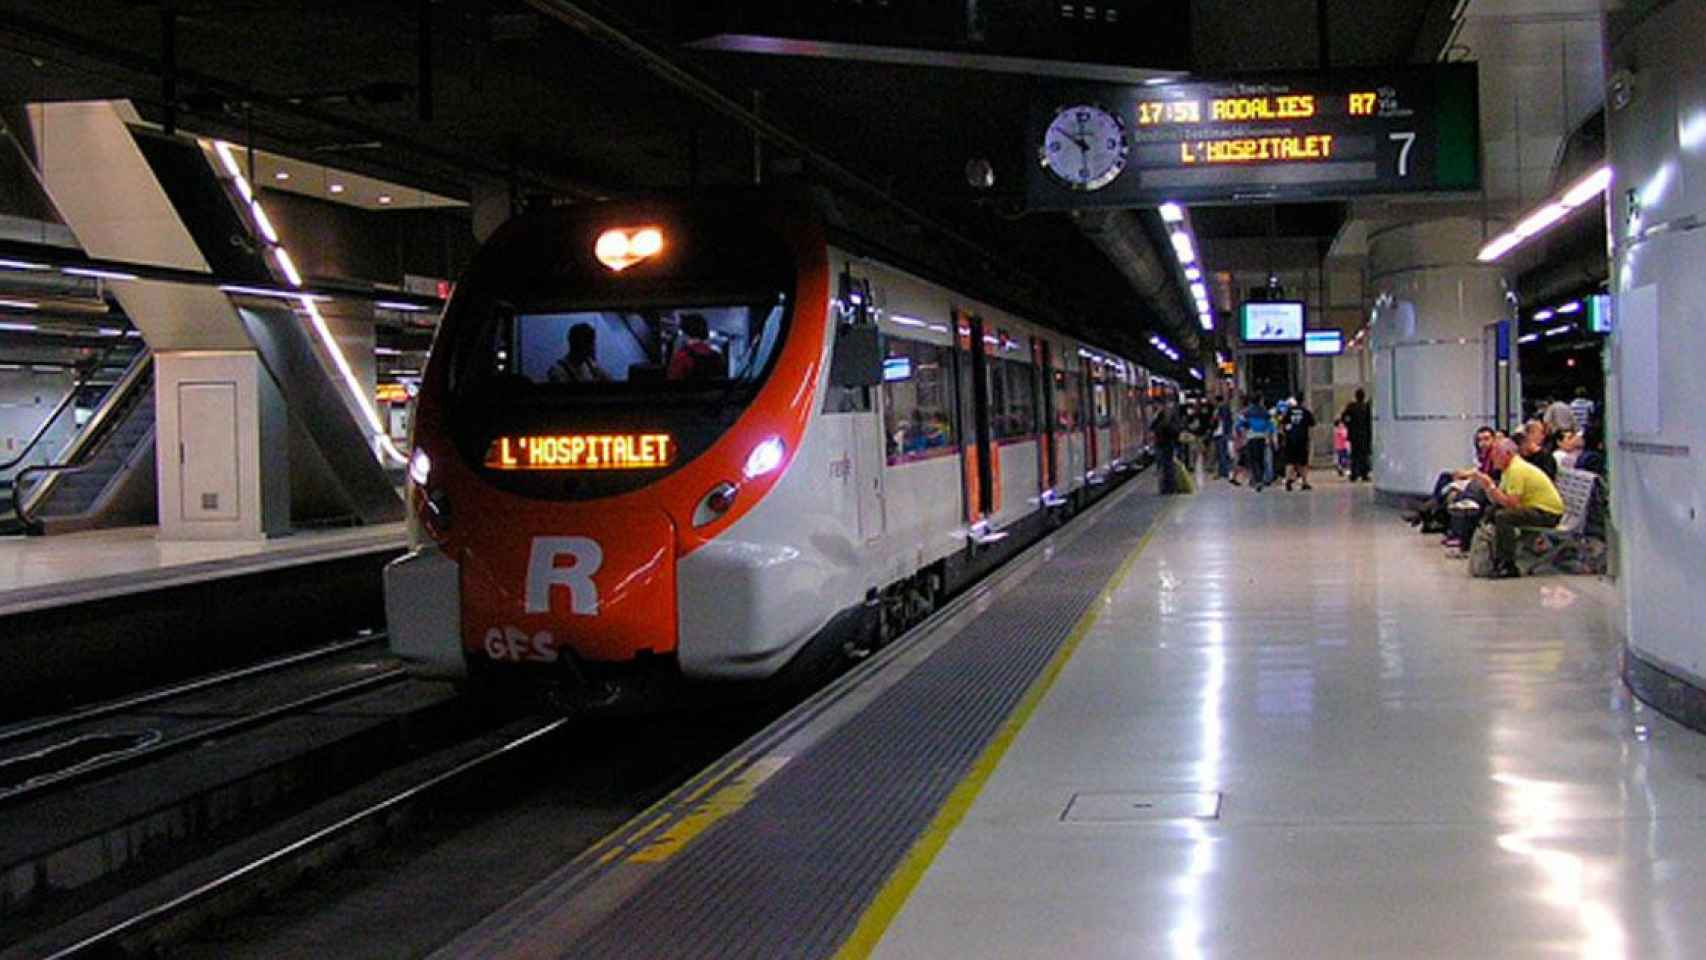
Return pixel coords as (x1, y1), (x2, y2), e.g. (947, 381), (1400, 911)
(1517, 466), (1601, 575)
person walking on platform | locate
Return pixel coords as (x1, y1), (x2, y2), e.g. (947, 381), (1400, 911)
(1542, 395), (1577, 436)
(1214, 394), (1235, 479)
(1153, 402), (1180, 494)
(1569, 386), (1596, 433)
(1234, 395), (1273, 491)
(1152, 401), (1183, 494)
(1341, 388), (1373, 482)
(1282, 400), (1316, 491)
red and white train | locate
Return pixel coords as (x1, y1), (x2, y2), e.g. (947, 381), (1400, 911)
(386, 190), (1174, 706)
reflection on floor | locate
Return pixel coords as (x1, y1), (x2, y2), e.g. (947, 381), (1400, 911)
(876, 469), (1706, 959)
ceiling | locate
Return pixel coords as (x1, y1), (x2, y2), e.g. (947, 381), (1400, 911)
(0, 0), (1473, 375)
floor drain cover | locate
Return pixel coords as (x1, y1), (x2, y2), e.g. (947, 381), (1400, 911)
(1061, 791), (1221, 822)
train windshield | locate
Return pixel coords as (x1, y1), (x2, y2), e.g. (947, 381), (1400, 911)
(481, 297), (787, 395)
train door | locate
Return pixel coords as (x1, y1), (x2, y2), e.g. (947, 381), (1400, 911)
(1035, 337), (1056, 493)
(1080, 361), (1097, 476)
(955, 311), (994, 522)
(835, 266), (886, 544)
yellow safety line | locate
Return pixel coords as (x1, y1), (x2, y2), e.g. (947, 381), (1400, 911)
(832, 503), (1171, 960)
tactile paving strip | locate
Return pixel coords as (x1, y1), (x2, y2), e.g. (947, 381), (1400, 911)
(560, 496), (1164, 959)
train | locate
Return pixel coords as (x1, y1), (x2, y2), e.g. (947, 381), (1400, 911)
(385, 190), (1176, 708)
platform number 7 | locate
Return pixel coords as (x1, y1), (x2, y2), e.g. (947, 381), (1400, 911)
(1390, 132), (1416, 178)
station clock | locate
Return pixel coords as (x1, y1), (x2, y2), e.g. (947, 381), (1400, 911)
(1039, 104), (1130, 191)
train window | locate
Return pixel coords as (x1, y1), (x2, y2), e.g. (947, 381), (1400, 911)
(1093, 381), (1111, 428)
(989, 358), (1036, 442)
(483, 297), (786, 391)
(882, 338), (956, 462)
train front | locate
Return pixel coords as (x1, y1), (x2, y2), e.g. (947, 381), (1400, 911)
(384, 197), (825, 707)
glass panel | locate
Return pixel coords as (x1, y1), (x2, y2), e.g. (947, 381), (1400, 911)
(883, 338), (957, 463)
(499, 301), (785, 389)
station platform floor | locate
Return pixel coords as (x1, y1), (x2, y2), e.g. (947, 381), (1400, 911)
(0, 522), (407, 616)
(445, 472), (1706, 959)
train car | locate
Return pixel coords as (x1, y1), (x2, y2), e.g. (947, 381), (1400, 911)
(384, 191), (1153, 708)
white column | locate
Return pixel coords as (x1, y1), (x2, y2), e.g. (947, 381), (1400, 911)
(1367, 218), (1514, 497)
(1605, 1), (1706, 690)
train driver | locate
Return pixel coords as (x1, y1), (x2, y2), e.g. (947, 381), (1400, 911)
(548, 322), (611, 383)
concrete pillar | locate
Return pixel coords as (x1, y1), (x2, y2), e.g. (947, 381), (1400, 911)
(1605, 1), (1706, 716)
(1367, 218), (1515, 497)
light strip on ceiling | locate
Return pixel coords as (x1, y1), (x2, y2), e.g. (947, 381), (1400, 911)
(214, 140), (407, 466)
(1477, 164), (1610, 263)
(1161, 200), (1214, 334)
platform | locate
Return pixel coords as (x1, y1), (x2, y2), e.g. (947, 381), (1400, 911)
(0, 523), (408, 721)
(0, 523), (406, 616)
(439, 475), (1706, 959)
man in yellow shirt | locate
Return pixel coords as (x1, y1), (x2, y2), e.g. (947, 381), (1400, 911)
(1472, 438), (1564, 577)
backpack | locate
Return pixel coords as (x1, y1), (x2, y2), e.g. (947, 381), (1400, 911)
(1466, 523), (1497, 578)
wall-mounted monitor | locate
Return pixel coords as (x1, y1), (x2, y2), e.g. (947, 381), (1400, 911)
(1303, 330), (1344, 355)
(1240, 301), (1305, 343)
(1588, 293), (1613, 334)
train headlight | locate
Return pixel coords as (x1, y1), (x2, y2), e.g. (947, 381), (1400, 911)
(595, 227), (665, 272)
(408, 448), (432, 487)
(742, 437), (785, 480)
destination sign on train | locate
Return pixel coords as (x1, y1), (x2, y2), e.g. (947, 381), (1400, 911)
(485, 433), (675, 471)
(1026, 63), (1479, 209)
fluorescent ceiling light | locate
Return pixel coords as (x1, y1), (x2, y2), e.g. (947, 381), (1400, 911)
(273, 248), (303, 287)
(1544, 325), (1572, 337)
(250, 201), (279, 244)
(1159, 202), (1185, 223)
(0, 299), (40, 310)
(219, 283), (328, 302)
(0, 258), (50, 271)
(1170, 231), (1196, 264)
(1476, 233), (1523, 262)
(1555, 301), (1581, 314)
(214, 141), (243, 178)
(63, 266), (138, 281)
(1533, 309), (1554, 321)
(1185, 266), (1201, 282)
(329, 183), (346, 194)
(1513, 203), (1569, 238)
(0, 321), (40, 331)
(1199, 313), (1213, 331)
(375, 300), (433, 312)
(1190, 281), (1208, 301)
(1561, 166), (1612, 208)
(1189, 367), (1203, 379)
(1478, 164), (1611, 263)
(1518, 333), (1541, 344)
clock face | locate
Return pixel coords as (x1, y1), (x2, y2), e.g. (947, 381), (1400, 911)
(1040, 105), (1130, 191)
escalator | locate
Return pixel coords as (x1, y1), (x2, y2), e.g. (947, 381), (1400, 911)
(2, 353), (156, 536)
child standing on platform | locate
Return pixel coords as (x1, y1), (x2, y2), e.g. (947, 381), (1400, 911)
(1333, 419), (1350, 477)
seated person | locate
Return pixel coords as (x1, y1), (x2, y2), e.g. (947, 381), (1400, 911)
(667, 312), (727, 381)
(1416, 426), (1498, 539)
(1553, 429), (1584, 471)
(548, 322), (610, 383)
(1520, 420), (1558, 481)
(1470, 437), (1565, 578)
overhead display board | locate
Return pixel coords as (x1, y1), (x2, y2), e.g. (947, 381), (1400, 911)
(1241, 302), (1305, 343)
(1027, 63), (1480, 209)
(1304, 330), (1345, 355)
